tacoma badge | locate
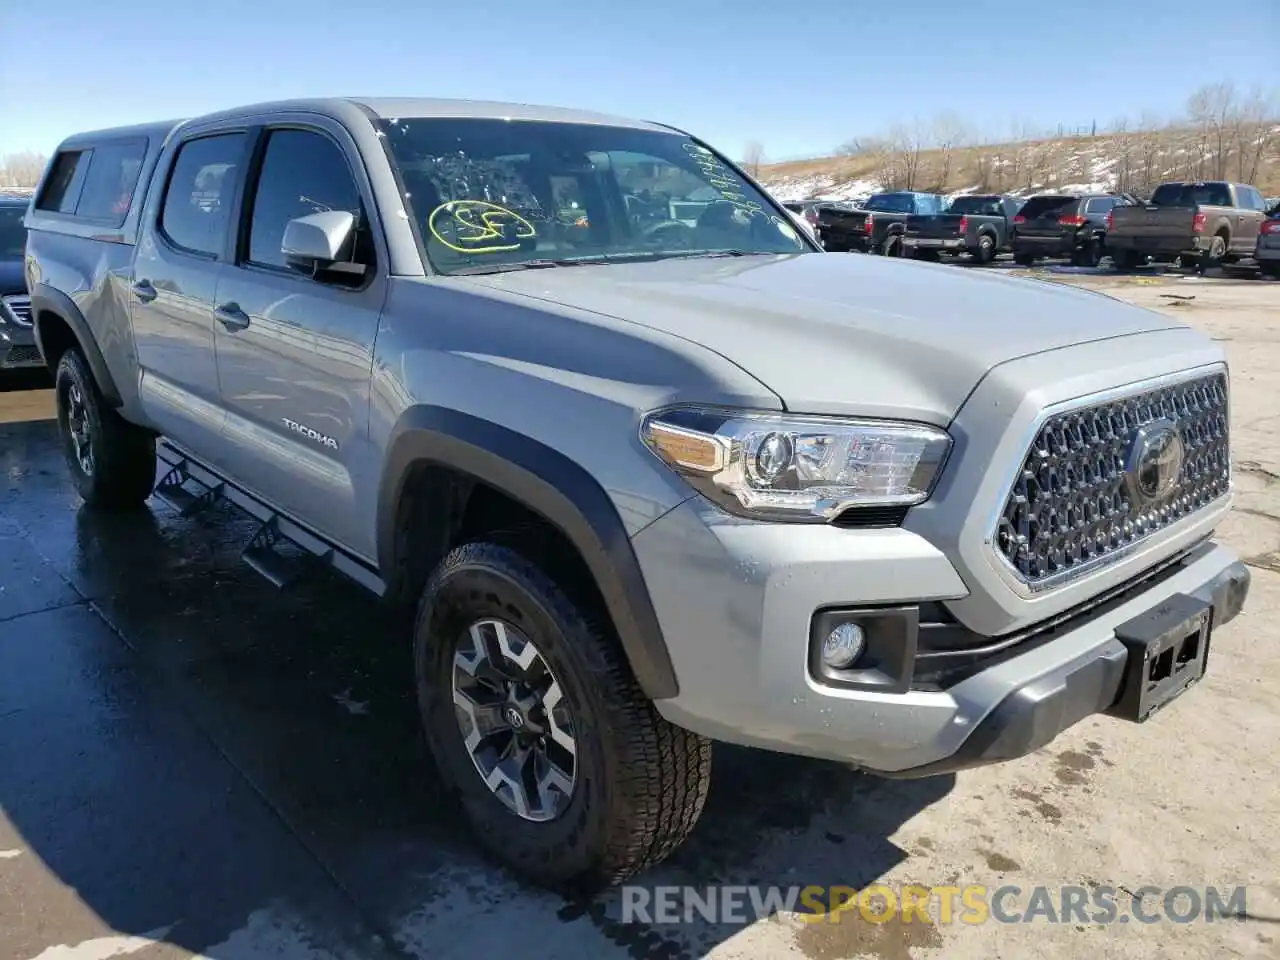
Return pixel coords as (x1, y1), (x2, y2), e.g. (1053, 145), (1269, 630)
(281, 417), (339, 450)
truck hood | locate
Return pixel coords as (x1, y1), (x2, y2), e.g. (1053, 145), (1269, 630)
(459, 252), (1185, 424)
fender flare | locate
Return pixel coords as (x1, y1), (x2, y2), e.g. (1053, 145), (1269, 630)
(378, 405), (679, 700)
(29, 283), (123, 407)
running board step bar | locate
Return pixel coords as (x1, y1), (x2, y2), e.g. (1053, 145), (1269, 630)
(154, 441), (386, 597)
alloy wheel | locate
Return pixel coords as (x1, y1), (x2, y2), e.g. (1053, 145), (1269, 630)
(65, 382), (94, 475)
(452, 618), (578, 822)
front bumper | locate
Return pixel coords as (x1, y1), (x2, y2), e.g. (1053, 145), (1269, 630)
(633, 499), (1250, 776)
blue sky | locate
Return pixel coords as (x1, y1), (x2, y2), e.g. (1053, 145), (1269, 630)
(3, 0), (1277, 161)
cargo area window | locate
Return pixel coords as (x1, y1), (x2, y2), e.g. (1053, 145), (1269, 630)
(75, 141), (147, 224)
(35, 140), (147, 225)
(36, 151), (91, 215)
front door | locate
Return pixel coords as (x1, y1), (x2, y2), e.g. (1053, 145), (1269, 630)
(132, 131), (250, 457)
(211, 122), (386, 559)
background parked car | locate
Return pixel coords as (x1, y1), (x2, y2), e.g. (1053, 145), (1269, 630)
(780, 201), (823, 243)
(0, 195), (39, 375)
(1107, 180), (1270, 272)
(903, 193), (1021, 264)
(818, 190), (949, 256)
(1256, 205), (1280, 279)
(1011, 192), (1133, 267)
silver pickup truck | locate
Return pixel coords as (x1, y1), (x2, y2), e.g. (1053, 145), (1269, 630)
(22, 97), (1250, 891)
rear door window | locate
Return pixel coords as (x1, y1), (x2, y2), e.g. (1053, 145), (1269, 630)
(159, 133), (247, 257)
(1085, 198), (1117, 214)
(74, 140), (147, 224)
(1017, 196), (1077, 219)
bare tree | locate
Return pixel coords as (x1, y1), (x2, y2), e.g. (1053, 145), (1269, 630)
(1109, 117), (1135, 193)
(1186, 82), (1237, 179)
(1229, 86), (1279, 184)
(930, 112), (970, 191)
(742, 141), (765, 177)
(882, 119), (928, 190)
(0, 151), (48, 189)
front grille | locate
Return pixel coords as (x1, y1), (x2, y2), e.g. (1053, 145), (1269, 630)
(3, 344), (42, 367)
(994, 371), (1229, 587)
(2, 295), (31, 327)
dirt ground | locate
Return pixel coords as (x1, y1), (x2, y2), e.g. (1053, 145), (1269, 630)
(0, 268), (1277, 960)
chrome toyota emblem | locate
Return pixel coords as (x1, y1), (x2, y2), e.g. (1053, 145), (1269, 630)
(504, 706), (525, 729)
(1125, 419), (1185, 505)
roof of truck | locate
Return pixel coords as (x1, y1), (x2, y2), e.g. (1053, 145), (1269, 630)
(51, 99), (680, 154)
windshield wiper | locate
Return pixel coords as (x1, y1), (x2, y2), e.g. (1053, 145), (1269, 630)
(449, 258), (599, 275)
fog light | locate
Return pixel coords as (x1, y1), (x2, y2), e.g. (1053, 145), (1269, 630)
(822, 622), (866, 669)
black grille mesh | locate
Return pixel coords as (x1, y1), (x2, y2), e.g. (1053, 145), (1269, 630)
(995, 372), (1229, 584)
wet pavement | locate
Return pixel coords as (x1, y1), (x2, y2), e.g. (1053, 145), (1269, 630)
(0, 395), (950, 960)
(2, 271), (1279, 960)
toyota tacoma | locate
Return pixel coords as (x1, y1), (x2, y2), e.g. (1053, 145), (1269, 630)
(23, 98), (1251, 891)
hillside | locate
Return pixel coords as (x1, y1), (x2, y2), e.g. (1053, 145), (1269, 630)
(758, 126), (1280, 203)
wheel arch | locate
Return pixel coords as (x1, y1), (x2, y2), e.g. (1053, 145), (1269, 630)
(30, 283), (123, 407)
(378, 405), (680, 700)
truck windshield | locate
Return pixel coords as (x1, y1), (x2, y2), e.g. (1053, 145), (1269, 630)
(374, 118), (809, 274)
(1148, 182), (1233, 207)
(0, 206), (25, 258)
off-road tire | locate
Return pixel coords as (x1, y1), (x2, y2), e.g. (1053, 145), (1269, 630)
(973, 233), (996, 264)
(54, 349), (155, 509)
(414, 541), (712, 891)
(1112, 249), (1142, 271)
(1072, 236), (1103, 268)
(1199, 234), (1227, 274)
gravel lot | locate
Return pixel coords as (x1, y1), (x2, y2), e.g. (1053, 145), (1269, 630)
(0, 268), (1276, 960)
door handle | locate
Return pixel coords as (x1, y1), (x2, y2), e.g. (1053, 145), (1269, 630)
(214, 302), (250, 331)
(132, 279), (158, 303)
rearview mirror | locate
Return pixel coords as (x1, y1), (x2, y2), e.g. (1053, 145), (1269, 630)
(282, 210), (356, 276)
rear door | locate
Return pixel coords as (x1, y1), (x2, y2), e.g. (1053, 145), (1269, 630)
(132, 129), (251, 457)
(211, 118), (387, 558)
(1234, 185), (1266, 252)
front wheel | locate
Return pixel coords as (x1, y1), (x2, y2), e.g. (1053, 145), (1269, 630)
(1072, 236), (1103, 267)
(414, 541), (712, 890)
(54, 349), (156, 509)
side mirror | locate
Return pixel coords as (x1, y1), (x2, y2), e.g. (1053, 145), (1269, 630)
(282, 210), (356, 277)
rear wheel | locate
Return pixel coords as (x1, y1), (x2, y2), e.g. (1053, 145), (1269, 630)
(882, 236), (904, 257)
(414, 541), (712, 891)
(1014, 252), (1036, 266)
(1072, 236), (1103, 267)
(1199, 234), (1227, 273)
(973, 233), (996, 264)
(54, 349), (156, 509)
(1259, 262), (1280, 279)
(1112, 249), (1143, 271)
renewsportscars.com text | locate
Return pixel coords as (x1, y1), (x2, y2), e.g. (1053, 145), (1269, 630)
(620, 884), (1248, 926)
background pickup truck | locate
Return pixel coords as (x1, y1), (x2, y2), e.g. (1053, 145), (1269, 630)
(1108, 180), (1271, 271)
(902, 194), (1021, 264)
(818, 191), (949, 257)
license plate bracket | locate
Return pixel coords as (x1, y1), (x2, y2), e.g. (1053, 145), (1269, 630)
(1106, 593), (1212, 723)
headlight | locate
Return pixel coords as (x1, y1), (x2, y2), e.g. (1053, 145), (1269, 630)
(641, 407), (951, 522)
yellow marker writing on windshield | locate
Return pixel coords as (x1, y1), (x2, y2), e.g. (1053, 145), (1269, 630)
(428, 200), (536, 254)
